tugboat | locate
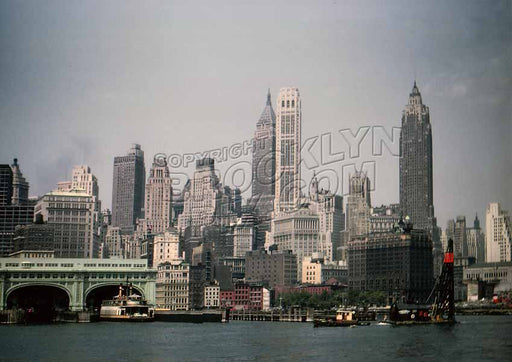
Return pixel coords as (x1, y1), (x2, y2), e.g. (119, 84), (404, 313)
(313, 309), (365, 327)
(100, 283), (155, 322)
(389, 239), (456, 325)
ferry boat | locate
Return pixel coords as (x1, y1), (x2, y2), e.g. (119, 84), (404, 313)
(100, 284), (154, 322)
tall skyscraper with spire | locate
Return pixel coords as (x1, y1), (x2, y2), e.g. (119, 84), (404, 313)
(112, 144), (146, 234)
(250, 89), (276, 249)
(399, 82), (435, 233)
(274, 87), (301, 214)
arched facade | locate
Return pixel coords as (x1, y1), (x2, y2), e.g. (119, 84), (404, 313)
(0, 259), (157, 311)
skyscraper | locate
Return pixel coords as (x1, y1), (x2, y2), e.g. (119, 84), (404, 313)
(485, 202), (511, 262)
(268, 177), (344, 280)
(250, 89), (276, 249)
(399, 82), (435, 233)
(138, 157), (173, 235)
(454, 216), (467, 258)
(466, 214), (485, 263)
(112, 144), (146, 234)
(344, 171), (371, 242)
(274, 87), (301, 214)
(251, 90), (276, 213)
(70, 165), (99, 198)
(177, 158), (235, 237)
(0, 160), (34, 256)
(11, 158), (29, 205)
(35, 188), (99, 258)
(0, 165), (13, 206)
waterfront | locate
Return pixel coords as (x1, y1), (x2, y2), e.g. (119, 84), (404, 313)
(0, 315), (510, 361)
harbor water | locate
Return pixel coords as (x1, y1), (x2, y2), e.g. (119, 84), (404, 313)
(0, 315), (510, 361)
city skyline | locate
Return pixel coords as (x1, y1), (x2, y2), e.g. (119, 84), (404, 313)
(0, 1), (510, 228)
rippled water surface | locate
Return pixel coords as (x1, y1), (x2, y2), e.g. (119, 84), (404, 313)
(0, 315), (510, 361)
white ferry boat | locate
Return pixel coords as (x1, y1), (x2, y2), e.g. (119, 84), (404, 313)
(100, 284), (154, 322)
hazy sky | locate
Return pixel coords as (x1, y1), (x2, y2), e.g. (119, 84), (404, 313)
(1, 0), (510, 228)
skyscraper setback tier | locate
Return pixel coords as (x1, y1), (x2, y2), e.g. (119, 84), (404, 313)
(399, 82), (435, 233)
(274, 87), (301, 214)
(111, 144), (145, 234)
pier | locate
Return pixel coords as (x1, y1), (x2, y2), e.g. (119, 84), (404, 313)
(230, 308), (314, 322)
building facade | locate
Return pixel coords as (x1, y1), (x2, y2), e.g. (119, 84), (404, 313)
(370, 204), (400, 234)
(138, 158), (173, 235)
(466, 214), (485, 263)
(308, 176), (345, 261)
(104, 226), (124, 258)
(233, 213), (256, 257)
(155, 259), (190, 310)
(35, 188), (99, 258)
(111, 144), (146, 234)
(0, 160), (34, 256)
(464, 261), (512, 300)
(348, 229), (433, 303)
(153, 229), (181, 266)
(345, 171), (371, 242)
(245, 249), (297, 288)
(219, 282), (269, 311)
(204, 281), (220, 308)
(454, 216), (467, 258)
(250, 90), (276, 249)
(10, 159), (29, 205)
(399, 82), (435, 233)
(302, 253), (347, 285)
(12, 217), (54, 253)
(177, 158), (235, 238)
(486, 203), (511, 262)
(274, 87), (301, 214)
(0, 164), (13, 206)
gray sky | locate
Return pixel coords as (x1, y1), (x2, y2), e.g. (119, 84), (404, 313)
(1, 0), (510, 228)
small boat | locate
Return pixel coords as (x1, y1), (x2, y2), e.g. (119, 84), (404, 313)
(100, 283), (154, 322)
(377, 321), (392, 326)
(377, 315), (392, 326)
(313, 309), (360, 327)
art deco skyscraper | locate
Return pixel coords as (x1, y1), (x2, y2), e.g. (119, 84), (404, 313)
(399, 82), (435, 232)
(274, 87), (301, 214)
(71, 165), (99, 199)
(177, 158), (233, 237)
(112, 144), (146, 234)
(138, 157), (173, 234)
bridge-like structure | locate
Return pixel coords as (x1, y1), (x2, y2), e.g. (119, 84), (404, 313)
(0, 258), (157, 311)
